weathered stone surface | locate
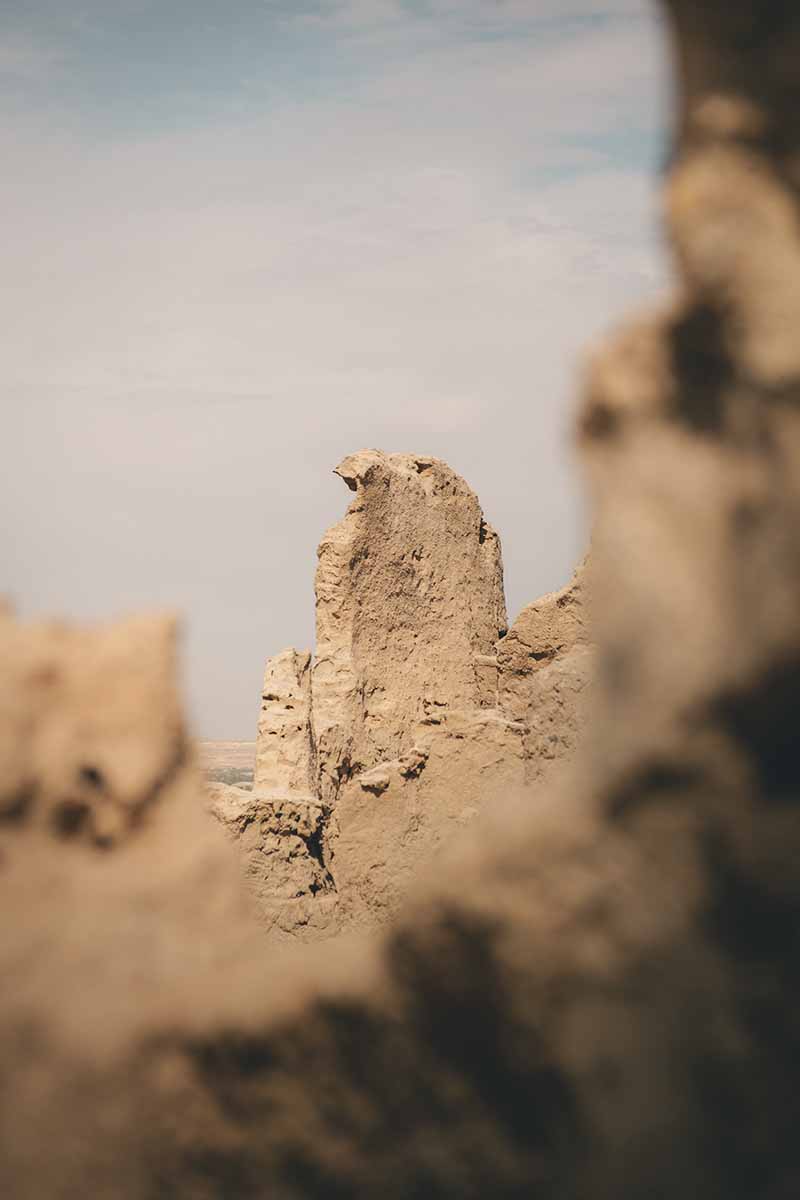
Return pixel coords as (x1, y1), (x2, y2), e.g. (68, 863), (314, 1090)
(243, 450), (585, 938)
(209, 783), (337, 938)
(312, 449), (507, 807)
(330, 710), (527, 931)
(254, 648), (314, 797)
(497, 559), (592, 783)
(497, 559), (589, 719)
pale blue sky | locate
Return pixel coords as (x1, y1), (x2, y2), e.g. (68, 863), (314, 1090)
(1, 0), (669, 737)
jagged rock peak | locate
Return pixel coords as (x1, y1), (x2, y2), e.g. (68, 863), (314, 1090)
(312, 449), (507, 804)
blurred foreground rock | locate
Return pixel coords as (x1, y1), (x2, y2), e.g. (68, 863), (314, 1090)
(4, 2), (800, 1196)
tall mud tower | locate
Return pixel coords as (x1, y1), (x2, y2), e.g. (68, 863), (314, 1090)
(311, 450), (506, 803)
(233, 449), (588, 937)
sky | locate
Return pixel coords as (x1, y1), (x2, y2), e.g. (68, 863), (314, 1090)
(1, 0), (670, 738)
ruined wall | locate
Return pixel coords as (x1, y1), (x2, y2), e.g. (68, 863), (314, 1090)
(254, 648), (314, 797)
(209, 785), (336, 937)
(219, 450), (589, 939)
(325, 539), (590, 933)
(498, 559), (593, 782)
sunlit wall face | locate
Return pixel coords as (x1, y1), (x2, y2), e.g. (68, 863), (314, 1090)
(0, 0), (668, 737)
